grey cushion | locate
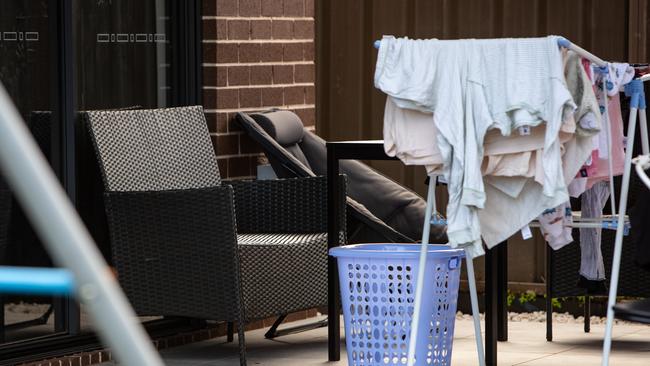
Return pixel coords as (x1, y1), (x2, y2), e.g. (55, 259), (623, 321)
(253, 110), (305, 146)
(299, 131), (446, 243)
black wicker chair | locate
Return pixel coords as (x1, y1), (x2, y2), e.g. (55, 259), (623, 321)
(84, 106), (346, 365)
(236, 110), (447, 244)
(546, 173), (650, 340)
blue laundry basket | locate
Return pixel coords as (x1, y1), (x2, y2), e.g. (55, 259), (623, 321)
(330, 244), (464, 366)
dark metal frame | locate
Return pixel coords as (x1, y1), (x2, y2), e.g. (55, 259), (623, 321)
(0, 0), (203, 361)
(325, 140), (509, 366)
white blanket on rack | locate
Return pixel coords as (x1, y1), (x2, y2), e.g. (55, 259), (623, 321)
(375, 36), (576, 256)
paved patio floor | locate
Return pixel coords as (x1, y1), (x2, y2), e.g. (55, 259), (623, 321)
(105, 315), (650, 365)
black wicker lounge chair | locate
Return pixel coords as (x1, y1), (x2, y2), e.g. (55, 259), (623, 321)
(236, 109), (447, 244)
(84, 106), (346, 365)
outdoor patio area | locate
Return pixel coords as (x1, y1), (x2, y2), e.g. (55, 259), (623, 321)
(98, 314), (650, 366)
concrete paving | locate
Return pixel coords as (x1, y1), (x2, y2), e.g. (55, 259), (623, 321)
(119, 315), (650, 366)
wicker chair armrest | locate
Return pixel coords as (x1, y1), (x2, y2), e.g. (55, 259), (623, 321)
(104, 186), (243, 320)
(227, 175), (346, 234)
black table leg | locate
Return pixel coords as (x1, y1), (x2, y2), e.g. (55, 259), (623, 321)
(327, 146), (341, 361)
(485, 245), (499, 366)
(546, 245), (553, 342)
(497, 243), (508, 342)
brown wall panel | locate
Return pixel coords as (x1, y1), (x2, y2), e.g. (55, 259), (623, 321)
(317, 0), (647, 283)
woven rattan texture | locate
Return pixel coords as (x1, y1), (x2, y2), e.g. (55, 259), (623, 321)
(232, 175), (347, 319)
(552, 174), (650, 298)
(229, 176), (345, 234)
(86, 106), (220, 192)
(104, 187), (242, 320)
(238, 232), (328, 320)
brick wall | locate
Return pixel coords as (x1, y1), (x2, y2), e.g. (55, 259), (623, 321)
(202, 0), (316, 179)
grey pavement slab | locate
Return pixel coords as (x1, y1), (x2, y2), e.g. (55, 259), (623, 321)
(101, 315), (650, 365)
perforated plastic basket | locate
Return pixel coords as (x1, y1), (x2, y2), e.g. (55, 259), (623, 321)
(329, 244), (464, 366)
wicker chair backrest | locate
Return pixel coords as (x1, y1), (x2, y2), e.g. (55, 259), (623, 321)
(85, 106), (220, 191)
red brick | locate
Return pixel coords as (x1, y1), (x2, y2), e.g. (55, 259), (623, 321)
(239, 43), (261, 62)
(273, 64), (293, 83)
(89, 352), (100, 364)
(261, 0), (283, 16)
(283, 0), (304, 16)
(294, 107), (315, 126)
(305, 0), (314, 17)
(217, 158), (229, 176)
(98, 350), (111, 362)
(216, 113), (229, 133)
(216, 19), (227, 40)
(229, 112), (243, 132)
(203, 0), (216, 15)
(203, 19), (217, 39)
(285, 310), (309, 322)
(203, 66), (225, 87)
(272, 20), (293, 39)
(217, 0), (238, 16)
(216, 43), (238, 63)
(203, 89), (218, 109)
(250, 65), (273, 85)
(228, 66), (250, 86)
(283, 43), (303, 61)
(303, 41), (314, 60)
(250, 19), (272, 39)
(284, 86), (304, 105)
(261, 87), (284, 106)
(204, 43), (217, 62)
(240, 134), (264, 154)
(239, 88), (262, 107)
(293, 20), (314, 39)
(305, 85), (315, 103)
(206, 112), (218, 132)
(260, 43), (283, 62)
(228, 19), (250, 40)
(216, 88), (239, 109)
(239, 0), (261, 16)
(216, 66), (227, 86)
(215, 134), (239, 155)
(229, 156), (253, 177)
(294, 63), (314, 82)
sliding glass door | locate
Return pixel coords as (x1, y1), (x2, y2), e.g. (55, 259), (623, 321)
(0, 0), (200, 361)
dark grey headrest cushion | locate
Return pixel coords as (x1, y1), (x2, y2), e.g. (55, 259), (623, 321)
(252, 111), (305, 146)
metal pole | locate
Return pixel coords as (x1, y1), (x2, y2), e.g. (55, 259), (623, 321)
(640, 107), (649, 155)
(601, 91), (640, 366)
(466, 253), (486, 366)
(0, 84), (164, 366)
(602, 73), (617, 217)
(407, 177), (436, 366)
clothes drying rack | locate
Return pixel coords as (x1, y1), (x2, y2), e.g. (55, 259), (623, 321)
(0, 83), (164, 366)
(374, 36), (646, 366)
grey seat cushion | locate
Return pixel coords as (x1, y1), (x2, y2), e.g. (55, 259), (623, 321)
(299, 131), (446, 243)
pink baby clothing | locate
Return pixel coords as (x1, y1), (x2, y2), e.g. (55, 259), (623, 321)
(586, 92), (626, 188)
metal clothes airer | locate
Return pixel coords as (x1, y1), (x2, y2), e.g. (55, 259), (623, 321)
(601, 73), (650, 366)
(374, 37), (623, 366)
(0, 83), (164, 366)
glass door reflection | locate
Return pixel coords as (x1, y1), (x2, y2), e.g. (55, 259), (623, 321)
(0, 0), (64, 343)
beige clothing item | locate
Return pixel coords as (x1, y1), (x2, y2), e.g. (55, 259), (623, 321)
(383, 96), (444, 175)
